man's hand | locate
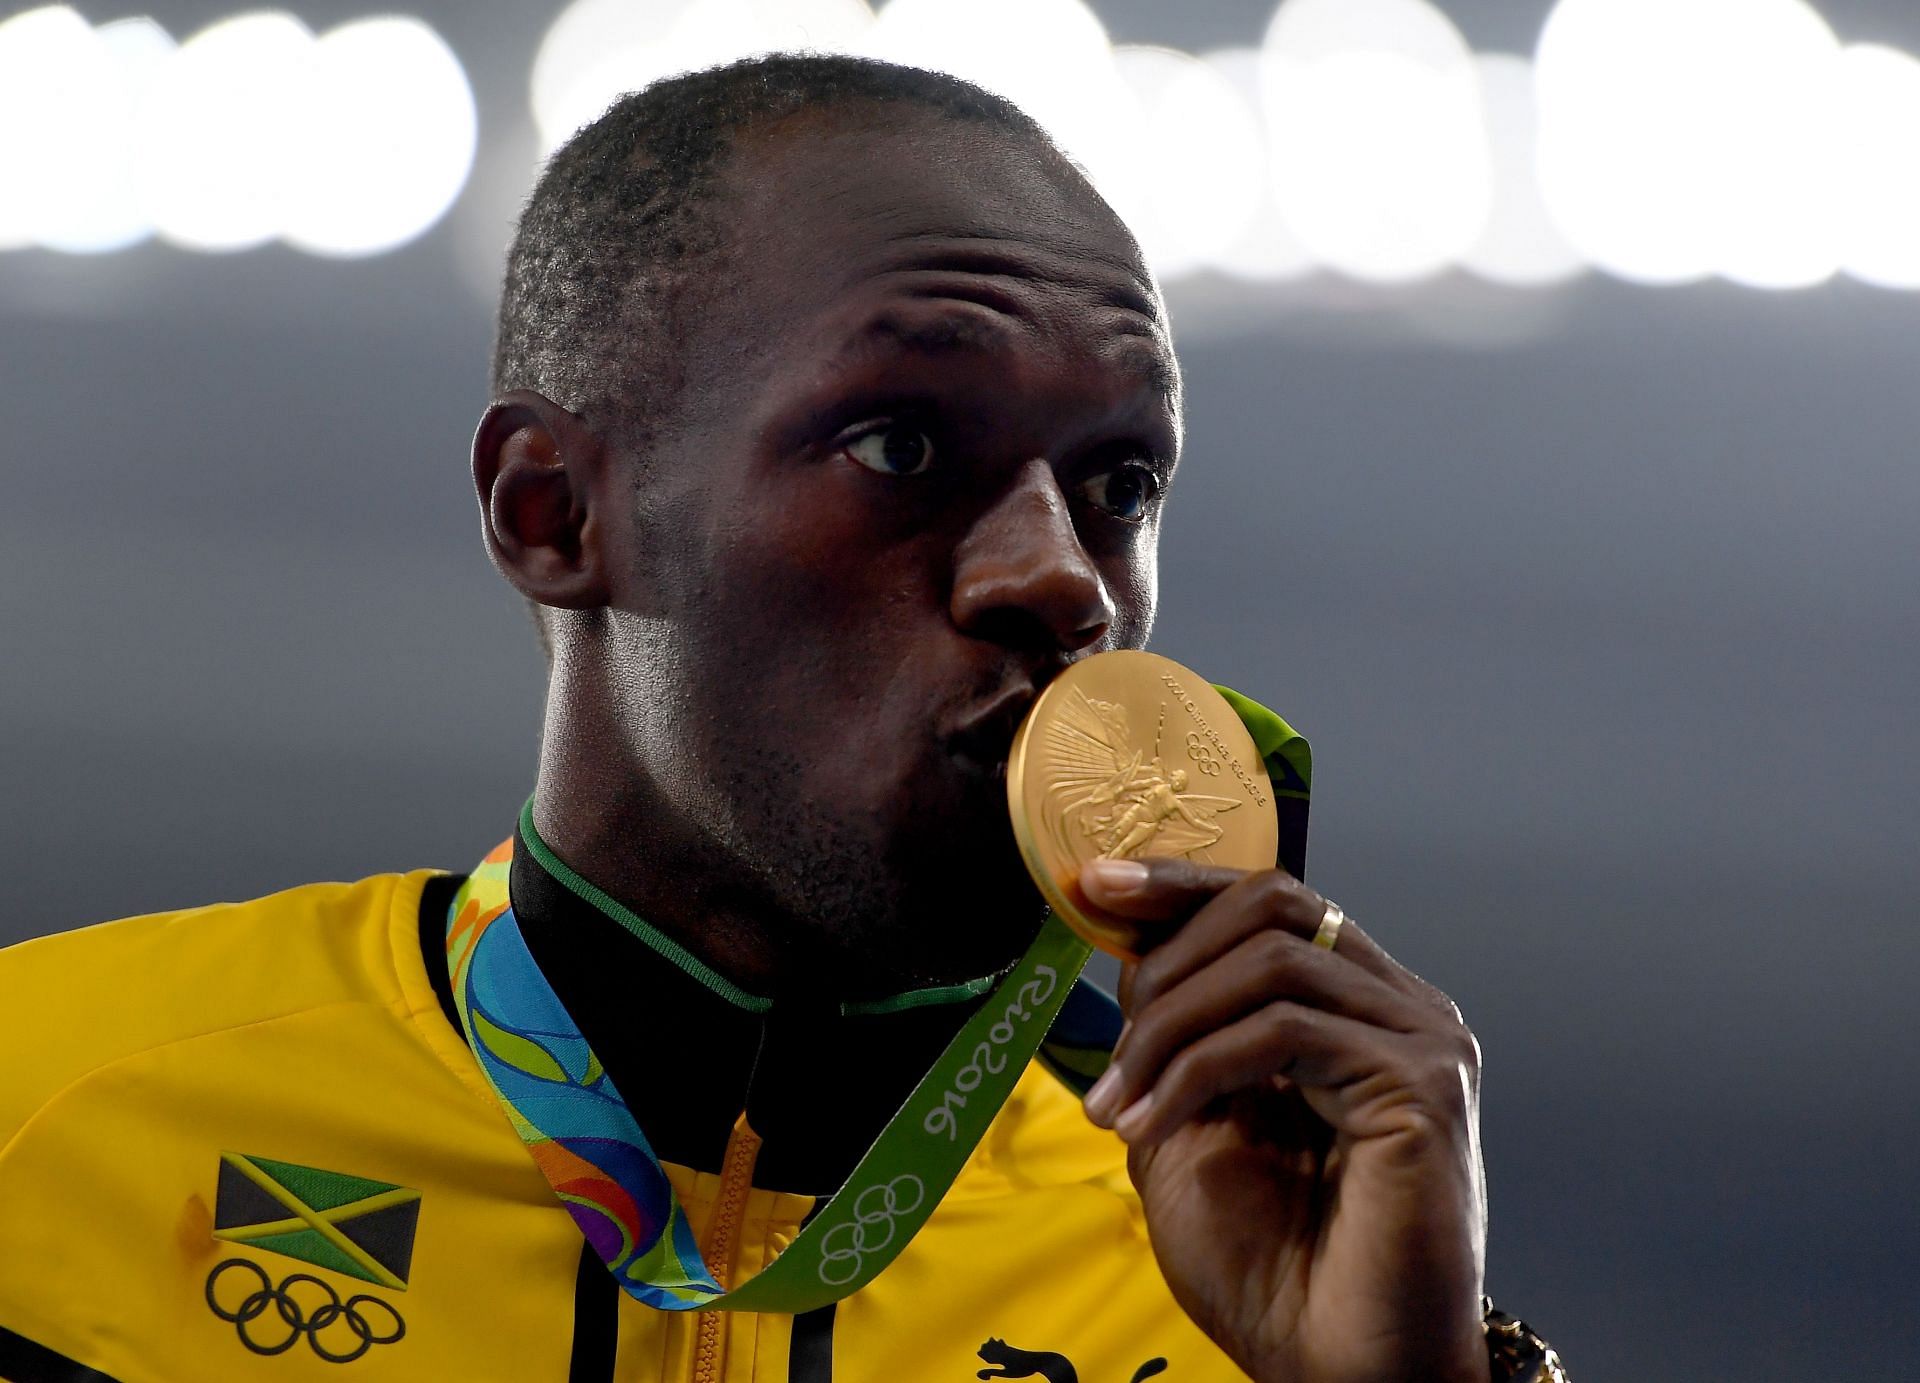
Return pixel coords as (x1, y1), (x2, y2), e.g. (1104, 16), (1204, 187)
(1077, 858), (1490, 1383)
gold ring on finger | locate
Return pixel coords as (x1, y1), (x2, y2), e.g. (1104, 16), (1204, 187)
(1312, 899), (1347, 951)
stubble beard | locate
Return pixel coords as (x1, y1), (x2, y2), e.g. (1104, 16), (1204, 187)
(713, 746), (1048, 996)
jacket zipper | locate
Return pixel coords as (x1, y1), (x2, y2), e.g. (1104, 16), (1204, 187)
(691, 1113), (762, 1383)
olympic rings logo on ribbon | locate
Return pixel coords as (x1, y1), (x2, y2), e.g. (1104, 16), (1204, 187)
(815, 1174), (926, 1286)
(204, 1258), (406, 1363)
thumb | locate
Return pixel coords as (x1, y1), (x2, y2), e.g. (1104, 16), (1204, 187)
(1079, 857), (1258, 919)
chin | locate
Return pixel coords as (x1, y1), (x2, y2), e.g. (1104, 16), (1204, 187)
(881, 821), (1048, 985)
(876, 895), (1048, 992)
(725, 741), (1048, 990)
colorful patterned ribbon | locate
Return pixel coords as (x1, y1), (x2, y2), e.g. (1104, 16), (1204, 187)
(447, 687), (1309, 1313)
(448, 809), (1092, 1313)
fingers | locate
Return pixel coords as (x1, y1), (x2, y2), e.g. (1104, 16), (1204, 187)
(1099, 1000), (1479, 1149)
(1081, 858), (1421, 1015)
(1100, 1001), (1382, 1144)
(1076, 858), (1481, 1146)
(1082, 929), (1437, 1128)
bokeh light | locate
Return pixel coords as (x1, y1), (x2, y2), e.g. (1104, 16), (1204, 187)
(1264, 0), (1477, 71)
(1829, 44), (1920, 290)
(1261, 0), (1493, 283)
(138, 11), (317, 252)
(0, 7), (473, 259)
(6, 0), (1920, 291)
(860, 0), (1128, 208)
(1535, 0), (1842, 290)
(1460, 53), (1583, 287)
(28, 15), (173, 254)
(533, 0), (875, 158)
(1196, 47), (1314, 282)
(0, 6), (115, 250)
(532, 0), (691, 156)
(1106, 45), (1266, 280)
(282, 17), (477, 257)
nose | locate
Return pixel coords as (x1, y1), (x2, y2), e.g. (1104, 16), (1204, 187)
(950, 459), (1114, 655)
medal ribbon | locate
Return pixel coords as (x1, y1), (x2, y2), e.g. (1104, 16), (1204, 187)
(447, 803), (1093, 1313)
(447, 686), (1308, 1314)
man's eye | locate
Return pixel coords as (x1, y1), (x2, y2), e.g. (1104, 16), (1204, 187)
(842, 424), (935, 477)
(1079, 463), (1160, 522)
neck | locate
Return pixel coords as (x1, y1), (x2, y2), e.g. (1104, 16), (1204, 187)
(531, 765), (798, 1006)
(532, 671), (956, 1003)
(531, 642), (1046, 1000)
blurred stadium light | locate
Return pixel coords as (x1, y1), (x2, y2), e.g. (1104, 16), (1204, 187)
(5, 0), (1920, 292)
(1825, 43), (1920, 289)
(1461, 52), (1583, 287)
(1259, 0), (1492, 283)
(1534, 0), (1842, 289)
(0, 4), (474, 257)
(532, 0), (877, 158)
(1104, 44), (1267, 280)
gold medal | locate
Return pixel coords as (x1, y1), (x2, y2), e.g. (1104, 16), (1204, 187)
(1006, 650), (1280, 960)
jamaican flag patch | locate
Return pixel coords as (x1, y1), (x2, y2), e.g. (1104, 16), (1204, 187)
(212, 1152), (420, 1290)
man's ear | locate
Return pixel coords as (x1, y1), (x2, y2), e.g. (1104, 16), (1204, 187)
(471, 390), (613, 610)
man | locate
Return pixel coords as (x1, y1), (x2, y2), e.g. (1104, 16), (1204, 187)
(0, 56), (1563, 1382)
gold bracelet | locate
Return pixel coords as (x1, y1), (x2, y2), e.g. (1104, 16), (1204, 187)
(1482, 1296), (1570, 1382)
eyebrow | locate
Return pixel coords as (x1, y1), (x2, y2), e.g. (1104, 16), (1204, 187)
(863, 311), (1012, 356)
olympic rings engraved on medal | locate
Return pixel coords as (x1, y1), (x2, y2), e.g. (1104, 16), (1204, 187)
(923, 963), (1059, 1141)
(816, 1174), (926, 1286)
(205, 1258), (406, 1363)
(1185, 731), (1223, 776)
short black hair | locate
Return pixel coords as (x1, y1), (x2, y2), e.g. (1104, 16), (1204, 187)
(494, 54), (1086, 661)
(493, 52), (1071, 445)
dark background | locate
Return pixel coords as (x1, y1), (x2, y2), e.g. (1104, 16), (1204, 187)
(4, 1), (1916, 1377)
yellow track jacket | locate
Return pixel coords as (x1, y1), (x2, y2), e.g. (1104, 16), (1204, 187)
(0, 852), (1249, 1382)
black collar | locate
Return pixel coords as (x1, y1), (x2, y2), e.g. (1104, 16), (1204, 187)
(417, 828), (989, 1196)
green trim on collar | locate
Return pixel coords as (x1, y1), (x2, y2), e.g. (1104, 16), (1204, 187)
(517, 798), (1006, 1017)
(518, 798), (774, 1013)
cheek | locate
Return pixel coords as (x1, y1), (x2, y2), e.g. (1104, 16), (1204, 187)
(1104, 535), (1159, 648)
(688, 499), (947, 733)
(712, 482), (946, 650)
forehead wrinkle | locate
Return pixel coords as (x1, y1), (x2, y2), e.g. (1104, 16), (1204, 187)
(881, 229), (1160, 321)
(877, 244), (1179, 407)
(831, 304), (1178, 416)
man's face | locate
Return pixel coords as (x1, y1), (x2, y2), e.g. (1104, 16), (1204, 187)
(602, 114), (1180, 990)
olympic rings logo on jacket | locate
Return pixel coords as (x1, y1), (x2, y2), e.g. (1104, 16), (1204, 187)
(204, 1258), (406, 1363)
